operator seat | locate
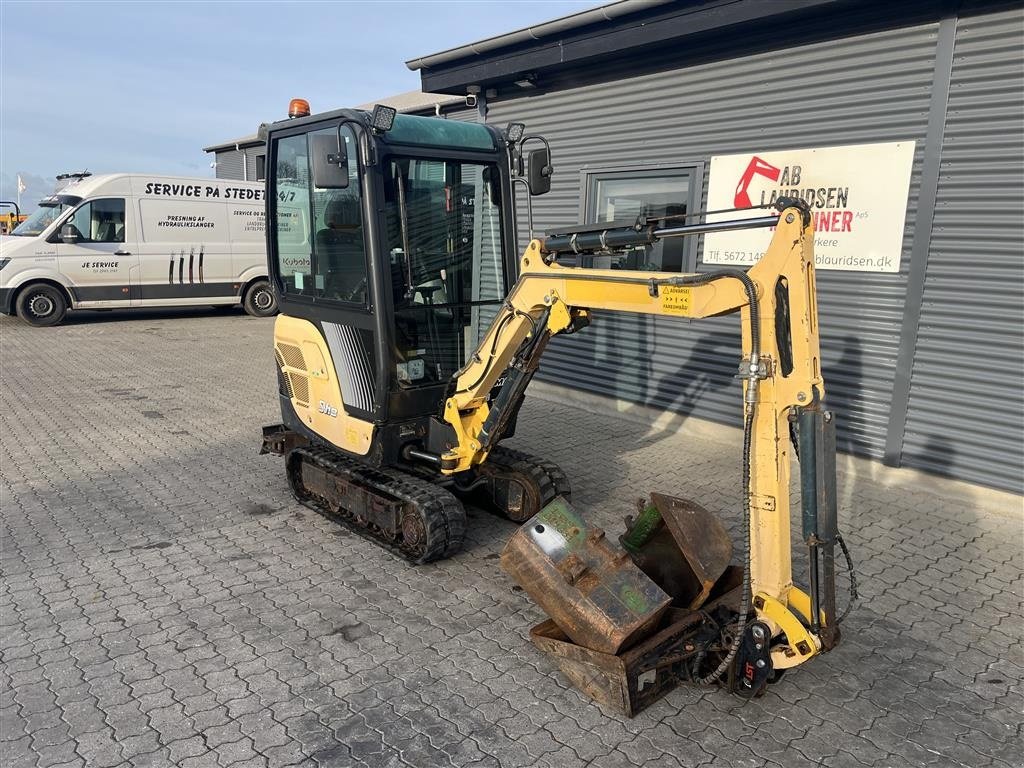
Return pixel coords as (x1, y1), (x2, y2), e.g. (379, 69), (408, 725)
(95, 220), (117, 242)
(315, 196), (365, 302)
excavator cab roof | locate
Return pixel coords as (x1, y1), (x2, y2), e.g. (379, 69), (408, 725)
(262, 106), (504, 155)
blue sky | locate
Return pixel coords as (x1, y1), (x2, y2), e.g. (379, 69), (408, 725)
(0, 0), (594, 211)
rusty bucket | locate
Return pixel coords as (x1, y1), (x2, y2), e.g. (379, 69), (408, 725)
(501, 496), (672, 655)
(621, 493), (733, 609)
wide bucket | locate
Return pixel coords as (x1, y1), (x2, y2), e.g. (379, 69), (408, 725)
(529, 569), (745, 716)
(501, 496), (672, 655)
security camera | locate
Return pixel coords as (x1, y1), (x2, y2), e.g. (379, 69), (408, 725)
(465, 94), (478, 108)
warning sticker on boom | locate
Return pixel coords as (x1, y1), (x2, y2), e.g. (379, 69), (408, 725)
(660, 286), (692, 316)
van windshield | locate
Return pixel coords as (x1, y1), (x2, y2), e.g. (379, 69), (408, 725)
(11, 201), (75, 236)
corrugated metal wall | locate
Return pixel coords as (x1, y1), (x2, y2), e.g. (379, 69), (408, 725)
(900, 5), (1024, 492)
(245, 149), (266, 182)
(214, 147), (264, 181)
(215, 149), (244, 180)
(484, 20), (940, 461)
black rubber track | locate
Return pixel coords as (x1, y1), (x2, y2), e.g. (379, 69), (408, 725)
(286, 445), (466, 564)
(401, 445), (571, 522)
(486, 445), (572, 506)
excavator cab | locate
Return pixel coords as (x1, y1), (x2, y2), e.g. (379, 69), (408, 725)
(269, 107), (514, 422)
(262, 103), (564, 562)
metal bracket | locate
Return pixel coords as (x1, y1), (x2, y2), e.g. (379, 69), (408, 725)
(753, 591), (821, 670)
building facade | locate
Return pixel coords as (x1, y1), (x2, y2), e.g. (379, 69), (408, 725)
(203, 134), (266, 182)
(407, 0), (1023, 493)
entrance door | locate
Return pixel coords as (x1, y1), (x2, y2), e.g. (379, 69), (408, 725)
(55, 197), (138, 306)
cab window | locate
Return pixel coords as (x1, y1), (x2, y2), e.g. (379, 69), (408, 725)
(273, 126), (367, 305)
(383, 158), (506, 386)
(58, 199), (126, 243)
(310, 126), (367, 304)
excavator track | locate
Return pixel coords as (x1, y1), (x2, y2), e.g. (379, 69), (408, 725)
(457, 445), (571, 523)
(486, 445), (572, 515)
(402, 445), (570, 523)
(286, 444), (466, 564)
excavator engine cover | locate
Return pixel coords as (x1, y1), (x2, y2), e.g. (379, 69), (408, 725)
(501, 496), (671, 655)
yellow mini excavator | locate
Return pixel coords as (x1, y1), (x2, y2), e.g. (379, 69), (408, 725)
(259, 100), (853, 695)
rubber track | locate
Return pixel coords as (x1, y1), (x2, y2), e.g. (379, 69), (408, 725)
(486, 445), (572, 506)
(287, 444), (466, 564)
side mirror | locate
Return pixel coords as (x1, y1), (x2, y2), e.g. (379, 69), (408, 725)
(311, 133), (349, 189)
(527, 148), (552, 196)
(60, 224), (79, 244)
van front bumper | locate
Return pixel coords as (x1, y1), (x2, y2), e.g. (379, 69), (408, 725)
(0, 287), (13, 315)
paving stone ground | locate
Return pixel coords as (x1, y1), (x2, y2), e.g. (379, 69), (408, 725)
(1, 307), (1021, 768)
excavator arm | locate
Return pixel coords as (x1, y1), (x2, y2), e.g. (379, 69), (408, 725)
(441, 201), (841, 675)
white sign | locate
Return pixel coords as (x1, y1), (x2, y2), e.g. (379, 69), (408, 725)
(702, 141), (915, 272)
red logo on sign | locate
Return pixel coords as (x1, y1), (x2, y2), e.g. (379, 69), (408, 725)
(734, 156), (781, 208)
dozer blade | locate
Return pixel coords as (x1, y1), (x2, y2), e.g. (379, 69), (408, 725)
(622, 493), (733, 610)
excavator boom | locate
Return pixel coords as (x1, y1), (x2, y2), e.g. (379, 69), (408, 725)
(441, 199), (840, 676)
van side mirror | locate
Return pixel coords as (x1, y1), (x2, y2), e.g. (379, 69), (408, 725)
(311, 133), (349, 189)
(60, 224), (79, 244)
(527, 148), (552, 196)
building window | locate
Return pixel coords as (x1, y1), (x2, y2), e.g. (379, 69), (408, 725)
(581, 164), (703, 271)
(255, 154), (266, 181)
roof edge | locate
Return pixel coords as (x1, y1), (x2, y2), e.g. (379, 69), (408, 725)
(405, 0), (673, 71)
(202, 134), (263, 153)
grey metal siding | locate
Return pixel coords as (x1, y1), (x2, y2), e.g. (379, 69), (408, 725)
(244, 149), (267, 182)
(901, 6), (1024, 492)
(215, 149), (244, 180)
(245, 150), (256, 182)
(485, 20), (939, 460)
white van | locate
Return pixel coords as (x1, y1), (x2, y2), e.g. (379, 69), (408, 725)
(0, 173), (276, 326)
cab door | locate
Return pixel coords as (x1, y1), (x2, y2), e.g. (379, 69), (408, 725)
(55, 198), (138, 306)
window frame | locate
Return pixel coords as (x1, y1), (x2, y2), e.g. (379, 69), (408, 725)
(255, 154), (266, 182)
(579, 161), (705, 272)
(269, 124), (372, 311)
(47, 197), (126, 244)
(382, 154), (509, 309)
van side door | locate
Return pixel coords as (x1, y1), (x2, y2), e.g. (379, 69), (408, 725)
(135, 195), (235, 305)
(55, 198), (138, 306)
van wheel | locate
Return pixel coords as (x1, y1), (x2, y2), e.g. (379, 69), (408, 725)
(15, 283), (68, 327)
(243, 280), (277, 317)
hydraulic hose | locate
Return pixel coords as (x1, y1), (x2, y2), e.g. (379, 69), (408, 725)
(653, 269), (760, 686)
(696, 407), (754, 685)
(836, 532), (859, 624)
(656, 269), (760, 362)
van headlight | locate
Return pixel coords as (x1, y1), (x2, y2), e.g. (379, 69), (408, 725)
(0, 258), (10, 272)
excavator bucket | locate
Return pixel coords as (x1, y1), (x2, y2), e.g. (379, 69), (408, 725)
(501, 496), (672, 655)
(621, 493), (733, 609)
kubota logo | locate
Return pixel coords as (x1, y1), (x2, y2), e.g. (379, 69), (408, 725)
(734, 156), (781, 208)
